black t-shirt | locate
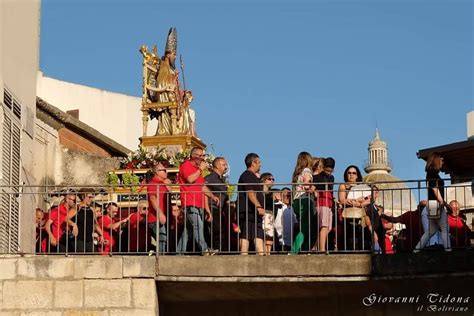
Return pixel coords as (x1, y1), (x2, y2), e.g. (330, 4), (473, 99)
(74, 206), (95, 242)
(237, 170), (264, 222)
(313, 172), (334, 191)
(426, 170), (444, 201)
(205, 171), (229, 209)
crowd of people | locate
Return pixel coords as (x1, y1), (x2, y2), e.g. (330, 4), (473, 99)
(35, 148), (472, 255)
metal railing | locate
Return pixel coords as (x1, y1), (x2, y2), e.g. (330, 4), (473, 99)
(1, 179), (472, 255)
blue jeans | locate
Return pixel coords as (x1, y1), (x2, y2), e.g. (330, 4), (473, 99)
(149, 223), (167, 253)
(415, 206), (451, 250)
(177, 206), (209, 254)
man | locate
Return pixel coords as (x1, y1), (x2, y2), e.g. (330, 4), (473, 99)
(205, 157), (229, 251)
(128, 200), (152, 253)
(364, 187), (387, 253)
(147, 162), (171, 253)
(382, 200), (427, 252)
(177, 147), (219, 254)
(35, 208), (47, 253)
(65, 188), (97, 253)
(313, 157), (336, 252)
(447, 200), (471, 248)
(237, 153), (265, 255)
(44, 191), (77, 253)
(98, 202), (131, 255)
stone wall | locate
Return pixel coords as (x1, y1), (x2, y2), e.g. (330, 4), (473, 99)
(0, 256), (157, 315)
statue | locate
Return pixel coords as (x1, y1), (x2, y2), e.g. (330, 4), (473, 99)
(140, 27), (197, 137)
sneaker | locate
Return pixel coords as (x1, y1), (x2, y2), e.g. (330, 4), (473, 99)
(202, 248), (218, 256)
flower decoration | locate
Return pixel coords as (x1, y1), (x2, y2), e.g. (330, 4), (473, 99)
(119, 145), (169, 169)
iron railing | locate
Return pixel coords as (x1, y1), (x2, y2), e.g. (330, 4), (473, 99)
(1, 179), (472, 255)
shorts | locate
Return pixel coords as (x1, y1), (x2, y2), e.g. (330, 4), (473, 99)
(239, 217), (264, 240)
(317, 206), (333, 230)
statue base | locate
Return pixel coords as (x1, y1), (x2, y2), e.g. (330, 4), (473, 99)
(139, 135), (206, 153)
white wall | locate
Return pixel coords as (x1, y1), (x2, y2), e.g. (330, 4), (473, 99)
(468, 111), (474, 140)
(1, 0), (41, 253)
(37, 72), (147, 150)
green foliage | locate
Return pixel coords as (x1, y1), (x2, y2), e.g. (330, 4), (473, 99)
(227, 184), (236, 200)
(106, 172), (119, 189)
(122, 171), (140, 192)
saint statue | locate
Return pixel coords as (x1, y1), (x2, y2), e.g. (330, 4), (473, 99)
(140, 28), (197, 137)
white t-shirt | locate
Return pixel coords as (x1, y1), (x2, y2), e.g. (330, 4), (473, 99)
(294, 167), (313, 200)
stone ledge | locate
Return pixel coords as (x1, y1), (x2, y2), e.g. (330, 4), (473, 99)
(17, 257), (74, 279)
(123, 256), (155, 278)
(157, 254), (372, 278)
(73, 257), (122, 279)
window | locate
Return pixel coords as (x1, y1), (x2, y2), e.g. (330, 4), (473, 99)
(0, 88), (22, 253)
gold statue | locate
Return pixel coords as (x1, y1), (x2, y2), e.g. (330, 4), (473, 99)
(140, 27), (197, 137)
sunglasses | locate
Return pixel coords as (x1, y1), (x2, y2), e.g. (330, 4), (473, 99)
(266, 178), (275, 181)
(347, 172), (357, 175)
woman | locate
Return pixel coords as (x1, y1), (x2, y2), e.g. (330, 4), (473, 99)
(290, 152), (315, 253)
(414, 152), (451, 252)
(261, 172), (275, 255)
(337, 165), (371, 251)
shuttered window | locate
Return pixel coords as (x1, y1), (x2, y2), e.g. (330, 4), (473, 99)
(0, 88), (21, 253)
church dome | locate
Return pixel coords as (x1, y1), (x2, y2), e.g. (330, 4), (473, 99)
(363, 129), (417, 216)
(363, 172), (417, 216)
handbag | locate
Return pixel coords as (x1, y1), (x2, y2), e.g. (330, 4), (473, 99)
(427, 200), (443, 219)
(342, 207), (365, 219)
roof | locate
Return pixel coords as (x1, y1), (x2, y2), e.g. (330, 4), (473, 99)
(36, 97), (131, 157)
(417, 138), (474, 181)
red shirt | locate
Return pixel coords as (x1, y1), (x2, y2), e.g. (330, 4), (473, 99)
(147, 177), (169, 223)
(399, 210), (422, 251)
(128, 212), (149, 252)
(98, 215), (115, 254)
(178, 160), (205, 208)
(49, 203), (69, 241)
(448, 214), (471, 247)
(317, 191), (333, 208)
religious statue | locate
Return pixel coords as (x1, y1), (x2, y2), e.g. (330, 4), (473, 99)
(140, 27), (197, 138)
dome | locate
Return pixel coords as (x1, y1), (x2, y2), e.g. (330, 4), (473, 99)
(363, 128), (417, 216)
(368, 129), (387, 149)
(363, 172), (418, 216)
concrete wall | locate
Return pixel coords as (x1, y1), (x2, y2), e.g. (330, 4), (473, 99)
(1, 254), (473, 315)
(59, 147), (119, 186)
(0, 0), (41, 253)
(33, 119), (120, 191)
(0, 256), (157, 315)
(36, 73), (148, 151)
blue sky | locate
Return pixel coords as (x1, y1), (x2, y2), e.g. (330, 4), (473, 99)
(40, 0), (473, 184)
